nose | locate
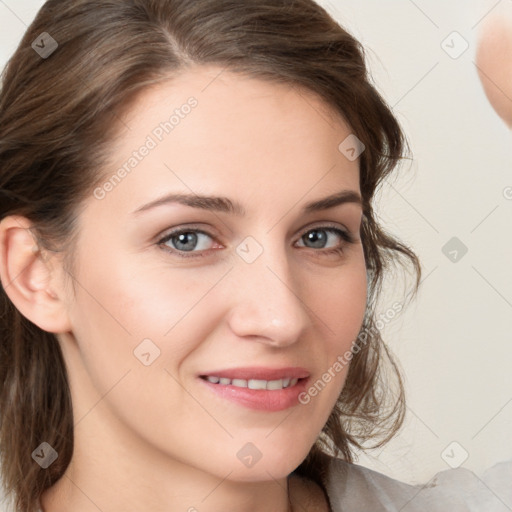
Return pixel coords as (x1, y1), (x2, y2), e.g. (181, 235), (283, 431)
(226, 242), (312, 348)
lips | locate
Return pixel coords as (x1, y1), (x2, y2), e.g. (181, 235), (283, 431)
(198, 367), (311, 411)
(198, 366), (310, 381)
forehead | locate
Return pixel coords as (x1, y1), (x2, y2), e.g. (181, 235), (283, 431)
(115, 65), (353, 156)
(95, 65), (360, 216)
(123, 64), (347, 128)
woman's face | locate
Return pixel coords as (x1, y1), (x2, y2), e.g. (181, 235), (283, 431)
(56, 66), (367, 481)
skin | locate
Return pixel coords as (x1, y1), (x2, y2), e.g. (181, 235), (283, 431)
(475, 2), (512, 128)
(0, 66), (367, 512)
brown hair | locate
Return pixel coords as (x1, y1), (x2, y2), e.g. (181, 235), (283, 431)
(0, 1), (421, 510)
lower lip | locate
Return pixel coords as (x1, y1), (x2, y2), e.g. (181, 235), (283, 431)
(198, 377), (309, 411)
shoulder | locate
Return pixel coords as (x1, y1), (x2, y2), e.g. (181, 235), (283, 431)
(321, 455), (512, 512)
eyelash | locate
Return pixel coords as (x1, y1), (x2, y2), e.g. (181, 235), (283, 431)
(156, 224), (356, 259)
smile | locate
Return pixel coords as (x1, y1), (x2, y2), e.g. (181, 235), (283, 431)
(200, 376), (299, 390)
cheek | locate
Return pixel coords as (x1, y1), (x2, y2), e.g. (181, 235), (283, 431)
(299, 250), (368, 403)
(64, 253), (186, 391)
(65, 258), (208, 449)
(318, 267), (367, 336)
(65, 252), (235, 434)
(310, 249), (368, 348)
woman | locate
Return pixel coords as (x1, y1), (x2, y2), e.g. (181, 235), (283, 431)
(0, 1), (507, 511)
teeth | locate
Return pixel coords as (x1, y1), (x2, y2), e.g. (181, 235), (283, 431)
(265, 379), (283, 390)
(203, 376), (301, 390)
(248, 379), (268, 390)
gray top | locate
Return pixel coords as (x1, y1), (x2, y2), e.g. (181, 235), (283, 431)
(34, 457), (512, 511)
(323, 456), (512, 511)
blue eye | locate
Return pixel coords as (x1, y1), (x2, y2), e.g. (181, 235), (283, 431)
(158, 229), (215, 258)
(157, 225), (356, 259)
(296, 227), (355, 255)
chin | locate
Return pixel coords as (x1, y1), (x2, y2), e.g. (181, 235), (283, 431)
(212, 440), (313, 483)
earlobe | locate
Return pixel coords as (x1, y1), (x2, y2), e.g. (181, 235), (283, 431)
(0, 215), (72, 333)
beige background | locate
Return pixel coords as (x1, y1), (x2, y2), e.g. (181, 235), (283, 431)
(0, 0), (511, 488)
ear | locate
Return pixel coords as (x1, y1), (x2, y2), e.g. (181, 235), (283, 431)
(0, 215), (72, 333)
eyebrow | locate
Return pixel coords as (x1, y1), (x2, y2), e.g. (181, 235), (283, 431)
(131, 190), (362, 216)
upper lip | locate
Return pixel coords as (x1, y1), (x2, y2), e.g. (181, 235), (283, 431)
(199, 366), (310, 381)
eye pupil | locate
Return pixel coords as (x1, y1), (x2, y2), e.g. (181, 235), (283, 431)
(174, 232), (198, 251)
(305, 229), (327, 248)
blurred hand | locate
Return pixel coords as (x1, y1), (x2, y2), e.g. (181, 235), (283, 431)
(475, 3), (512, 128)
